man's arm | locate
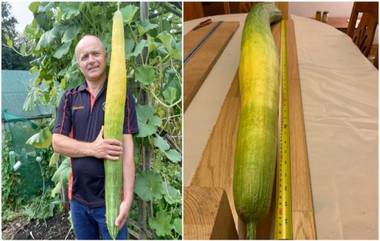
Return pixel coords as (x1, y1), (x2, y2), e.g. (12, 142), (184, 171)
(52, 127), (123, 160)
(115, 134), (135, 229)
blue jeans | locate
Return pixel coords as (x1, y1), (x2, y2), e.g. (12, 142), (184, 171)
(70, 199), (128, 240)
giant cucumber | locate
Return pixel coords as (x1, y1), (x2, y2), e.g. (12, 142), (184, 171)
(233, 3), (282, 239)
(104, 9), (126, 240)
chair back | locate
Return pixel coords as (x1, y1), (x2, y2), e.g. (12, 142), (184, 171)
(347, 2), (378, 57)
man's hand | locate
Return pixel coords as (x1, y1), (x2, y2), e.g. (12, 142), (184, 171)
(92, 126), (123, 160)
(115, 201), (129, 229)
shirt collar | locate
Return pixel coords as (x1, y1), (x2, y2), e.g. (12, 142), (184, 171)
(78, 79), (108, 95)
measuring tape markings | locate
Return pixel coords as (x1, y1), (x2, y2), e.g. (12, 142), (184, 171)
(184, 21), (223, 64)
(274, 20), (293, 240)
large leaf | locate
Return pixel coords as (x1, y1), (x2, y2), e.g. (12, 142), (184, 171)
(173, 218), (182, 234)
(51, 182), (62, 198)
(154, 135), (170, 152)
(148, 210), (173, 237)
(134, 171), (163, 201)
(120, 5), (139, 24)
(51, 157), (69, 184)
(29, 2), (41, 14)
(131, 39), (146, 57)
(162, 181), (181, 204)
(26, 127), (52, 149)
(49, 152), (60, 167)
(137, 20), (158, 36)
(157, 31), (174, 52)
(165, 149), (181, 163)
(59, 3), (81, 20)
(62, 25), (80, 43)
(36, 27), (60, 50)
(125, 37), (135, 58)
(146, 34), (158, 53)
(135, 65), (155, 86)
(136, 105), (161, 138)
(53, 41), (71, 59)
(38, 2), (55, 13)
(162, 86), (177, 105)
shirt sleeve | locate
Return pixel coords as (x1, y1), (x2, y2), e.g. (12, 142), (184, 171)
(53, 91), (72, 136)
(123, 87), (139, 134)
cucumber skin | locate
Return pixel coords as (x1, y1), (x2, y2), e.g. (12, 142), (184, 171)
(233, 3), (282, 235)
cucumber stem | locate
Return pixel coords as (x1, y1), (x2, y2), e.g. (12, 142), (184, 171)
(247, 222), (257, 239)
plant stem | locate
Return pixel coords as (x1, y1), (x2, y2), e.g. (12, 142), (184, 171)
(247, 221), (256, 239)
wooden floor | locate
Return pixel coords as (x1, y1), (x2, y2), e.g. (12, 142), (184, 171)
(188, 19), (316, 239)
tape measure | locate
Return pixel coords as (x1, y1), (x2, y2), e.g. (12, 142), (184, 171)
(274, 20), (293, 240)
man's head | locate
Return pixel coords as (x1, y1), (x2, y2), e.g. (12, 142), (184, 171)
(75, 35), (107, 82)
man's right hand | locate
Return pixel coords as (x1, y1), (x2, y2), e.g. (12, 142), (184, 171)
(92, 126), (123, 160)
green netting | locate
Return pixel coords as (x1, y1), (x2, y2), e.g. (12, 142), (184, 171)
(2, 70), (52, 122)
(2, 70), (54, 199)
(3, 122), (47, 198)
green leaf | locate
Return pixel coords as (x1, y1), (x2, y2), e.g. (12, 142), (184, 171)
(157, 31), (174, 51)
(165, 149), (181, 163)
(51, 182), (62, 197)
(4, 34), (13, 48)
(53, 41), (72, 59)
(170, 46), (181, 60)
(36, 27), (60, 50)
(173, 218), (182, 234)
(135, 65), (155, 86)
(147, 34), (157, 53)
(34, 13), (51, 31)
(154, 135), (170, 152)
(162, 181), (181, 204)
(137, 20), (158, 36)
(162, 86), (177, 105)
(60, 3), (81, 20)
(26, 127), (52, 149)
(51, 157), (69, 183)
(62, 25), (80, 43)
(120, 5), (139, 24)
(134, 171), (163, 201)
(20, 43), (27, 55)
(29, 2), (41, 14)
(148, 210), (173, 237)
(131, 39), (146, 57)
(125, 37), (135, 58)
(136, 105), (162, 138)
(38, 2), (55, 13)
(49, 152), (60, 167)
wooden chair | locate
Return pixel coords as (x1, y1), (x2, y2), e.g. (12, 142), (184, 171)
(347, 2), (378, 57)
(239, 2), (256, 13)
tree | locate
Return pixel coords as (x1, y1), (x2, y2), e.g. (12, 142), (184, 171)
(2, 2), (33, 70)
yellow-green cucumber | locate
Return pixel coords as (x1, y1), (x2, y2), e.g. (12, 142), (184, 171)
(233, 3), (282, 239)
(104, 9), (127, 240)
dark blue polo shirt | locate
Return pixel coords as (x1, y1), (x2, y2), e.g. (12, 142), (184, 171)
(53, 80), (138, 207)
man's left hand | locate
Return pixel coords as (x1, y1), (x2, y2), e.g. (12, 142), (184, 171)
(115, 201), (129, 229)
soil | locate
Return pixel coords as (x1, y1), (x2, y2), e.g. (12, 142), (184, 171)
(2, 211), (75, 240)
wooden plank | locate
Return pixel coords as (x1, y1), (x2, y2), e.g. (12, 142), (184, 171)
(184, 22), (221, 57)
(184, 21), (239, 111)
(184, 186), (238, 240)
(287, 19), (317, 239)
(187, 20), (316, 239)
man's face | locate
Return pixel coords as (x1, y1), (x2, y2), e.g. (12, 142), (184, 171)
(76, 36), (107, 82)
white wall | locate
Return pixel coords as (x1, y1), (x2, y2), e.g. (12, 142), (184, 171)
(289, 2), (378, 44)
(289, 2), (354, 17)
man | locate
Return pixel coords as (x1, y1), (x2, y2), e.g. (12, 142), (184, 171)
(52, 35), (138, 240)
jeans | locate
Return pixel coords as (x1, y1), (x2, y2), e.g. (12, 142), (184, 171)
(70, 199), (128, 240)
